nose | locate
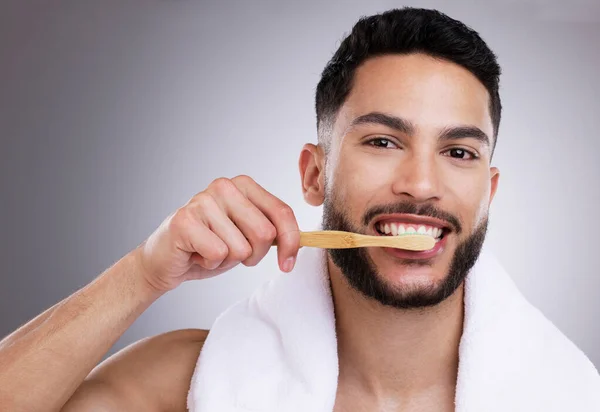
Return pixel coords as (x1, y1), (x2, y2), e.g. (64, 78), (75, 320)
(391, 151), (441, 202)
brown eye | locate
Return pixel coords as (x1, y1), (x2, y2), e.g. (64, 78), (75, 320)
(445, 148), (477, 160)
(451, 148), (467, 158)
(369, 138), (398, 149)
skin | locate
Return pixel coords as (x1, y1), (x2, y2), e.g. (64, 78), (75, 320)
(300, 53), (499, 410)
(0, 52), (499, 411)
(0, 176), (302, 412)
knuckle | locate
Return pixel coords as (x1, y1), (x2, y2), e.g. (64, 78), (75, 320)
(232, 244), (253, 262)
(169, 208), (192, 232)
(211, 244), (229, 261)
(210, 177), (236, 195)
(193, 192), (216, 210)
(231, 174), (254, 186)
(275, 203), (294, 219)
(255, 223), (277, 242)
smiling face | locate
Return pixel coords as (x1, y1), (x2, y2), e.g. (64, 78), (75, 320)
(302, 52), (500, 309)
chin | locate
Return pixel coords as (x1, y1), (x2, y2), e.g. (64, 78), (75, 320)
(376, 260), (448, 288)
(366, 246), (453, 288)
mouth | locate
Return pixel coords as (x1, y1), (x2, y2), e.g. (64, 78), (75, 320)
(370, 214), (452, 259)
(372, 214), (451, 242)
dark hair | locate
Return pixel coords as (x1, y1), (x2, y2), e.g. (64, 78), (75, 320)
(316, 7), (502, 155)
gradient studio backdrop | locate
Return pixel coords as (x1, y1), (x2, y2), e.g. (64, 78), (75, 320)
(1, 0), (599, 367)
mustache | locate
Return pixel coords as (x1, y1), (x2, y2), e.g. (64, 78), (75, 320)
(362, 201), (462, 234)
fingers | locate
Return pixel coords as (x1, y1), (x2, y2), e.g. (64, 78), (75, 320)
(186, 175), (299, 274)
(173, 195), (248, 272)
(146, 175), (299, 290)
(230, 175), (301, 272)
(188, 192), (254, 270)
(170, 207), (228, 270)
(206, 179), (277, 267)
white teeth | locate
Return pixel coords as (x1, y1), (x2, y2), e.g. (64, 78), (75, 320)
(377, 222), (445, 238)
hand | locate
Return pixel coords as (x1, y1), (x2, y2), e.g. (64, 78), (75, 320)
(134, 175), (301, 292)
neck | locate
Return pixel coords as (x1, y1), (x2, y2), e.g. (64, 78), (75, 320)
(329, 258), (464, 399)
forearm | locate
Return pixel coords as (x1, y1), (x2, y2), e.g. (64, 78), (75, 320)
(0, 248), (163, 411)
(0, 301), (64, 349)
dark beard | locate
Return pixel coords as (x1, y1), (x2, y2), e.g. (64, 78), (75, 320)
(322, 197), (488, 310)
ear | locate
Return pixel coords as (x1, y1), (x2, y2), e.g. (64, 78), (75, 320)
(489, 166), (500, 205)
(299, 143), (325, 206)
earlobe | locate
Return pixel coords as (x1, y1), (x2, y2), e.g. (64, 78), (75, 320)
(299, 143), (325, 206)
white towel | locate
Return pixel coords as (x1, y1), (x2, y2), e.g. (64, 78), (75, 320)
(187, 243), (600, 411)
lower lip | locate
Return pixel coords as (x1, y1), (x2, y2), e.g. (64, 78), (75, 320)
(379, 232), (449, 260)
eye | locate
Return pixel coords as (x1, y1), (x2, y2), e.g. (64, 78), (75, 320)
(443, 147), (478, 161)
(367, 137), (398, 149)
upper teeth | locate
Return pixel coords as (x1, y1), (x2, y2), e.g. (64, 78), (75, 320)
(377, 222), (444, 239)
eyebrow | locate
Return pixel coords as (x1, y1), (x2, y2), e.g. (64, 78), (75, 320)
(349, 112), (415, 135)
(438, 126), (490, 147)
(348, 111), (490, 148)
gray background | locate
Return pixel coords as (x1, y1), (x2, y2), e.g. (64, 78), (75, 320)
(1, 0), (599, 368)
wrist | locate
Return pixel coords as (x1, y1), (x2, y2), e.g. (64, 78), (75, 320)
(125, 246), (167, 302)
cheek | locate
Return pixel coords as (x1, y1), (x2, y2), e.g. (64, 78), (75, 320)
(473, 175), (492, 224)
(335, 154), (393, 201)
(450, 174), (490, 229)
(328, 161), (389, 225)
(473, 190), (491, 227)
(338, 146), (398, 186)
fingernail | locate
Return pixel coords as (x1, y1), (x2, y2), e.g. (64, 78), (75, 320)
(283, 256), (295, 272)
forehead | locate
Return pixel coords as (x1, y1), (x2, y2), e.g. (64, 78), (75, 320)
(334, 53), (493, 138)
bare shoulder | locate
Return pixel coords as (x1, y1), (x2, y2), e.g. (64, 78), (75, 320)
(63, 329), (209, 412)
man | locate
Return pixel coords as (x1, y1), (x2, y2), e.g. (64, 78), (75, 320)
(1, 7), (598, 412)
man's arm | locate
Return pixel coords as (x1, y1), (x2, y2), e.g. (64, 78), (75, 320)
(0, 176), (300, 411)
(0, 299), (66, 348)
(0, 248), (164, 411)
(62, 329), (209, 412)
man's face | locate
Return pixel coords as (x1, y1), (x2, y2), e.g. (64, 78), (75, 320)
(321, 53), (499, 309)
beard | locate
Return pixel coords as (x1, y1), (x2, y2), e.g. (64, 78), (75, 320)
(322, 194), (488, 310)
